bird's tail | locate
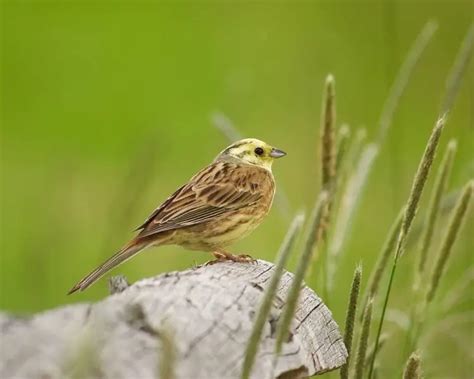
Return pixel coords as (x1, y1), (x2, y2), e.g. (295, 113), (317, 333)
(68, 239), (148, 294)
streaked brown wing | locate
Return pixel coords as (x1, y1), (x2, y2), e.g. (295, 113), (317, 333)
(136, 161), (265, 238)
(134, 184), (186, 231)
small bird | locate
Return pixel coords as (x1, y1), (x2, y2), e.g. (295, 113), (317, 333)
(68, 138), (286, 294)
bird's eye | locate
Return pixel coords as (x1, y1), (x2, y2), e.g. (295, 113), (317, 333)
(254, 147), (264, 156)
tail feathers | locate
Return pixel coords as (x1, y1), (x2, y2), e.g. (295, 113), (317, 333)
(68, 240), (147, 295)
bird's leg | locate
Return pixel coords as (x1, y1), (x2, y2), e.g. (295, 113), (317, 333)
(216, 251), (256, 263)
(205, 250), (256, 265)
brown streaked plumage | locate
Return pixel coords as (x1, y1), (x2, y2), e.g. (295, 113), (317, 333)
(68, 138), (286, 294)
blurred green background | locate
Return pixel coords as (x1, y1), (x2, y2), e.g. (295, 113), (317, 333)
(1, 1), (473, 377)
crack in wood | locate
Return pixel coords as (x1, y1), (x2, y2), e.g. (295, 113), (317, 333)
(183, 285), (248, 358)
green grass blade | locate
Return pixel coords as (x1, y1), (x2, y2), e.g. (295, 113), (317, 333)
(241, 213), (305, 379)
(397, 116), (446, 259)
(364, 333), (389, 372)
(340, 264), (362, 379)
(275, 192), (329, 353)
(361, 208), (404, 320)
(426, 180), (473, 303)
(159, 327), (176, 379)
(327, 21), (437, 297)
(417, 140), (457, 275)
(354, 298), (373, 379)
(368, 115), (446, 379)
(327, 143), (378, 292)
(408, 140), (458, 351)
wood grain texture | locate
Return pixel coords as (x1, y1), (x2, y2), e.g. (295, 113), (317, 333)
(0, 260), (347, 379)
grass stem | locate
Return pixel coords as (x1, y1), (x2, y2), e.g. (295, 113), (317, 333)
(426, 180), (473, 303)
(417, 140), (457, 276)
(275, 192), (328, 353)
(354, 298), (373, 379)
(340, 264), (362, 379)
(326, 143), (378, 292)
(158, 327), (176, 379)
(241, 213), (305, 379)
(368, 115), (446, 379)
(361, 208), (404, 319)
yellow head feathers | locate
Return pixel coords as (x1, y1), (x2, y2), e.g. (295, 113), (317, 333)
(216, 138), (286, 170)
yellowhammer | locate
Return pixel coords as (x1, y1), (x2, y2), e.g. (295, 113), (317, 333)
(68, 138), (286, 294)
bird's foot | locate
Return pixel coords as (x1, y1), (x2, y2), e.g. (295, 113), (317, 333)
(205, 251), (257, 265)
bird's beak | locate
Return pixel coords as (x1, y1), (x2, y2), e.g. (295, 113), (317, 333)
(270, 148), (287, 158)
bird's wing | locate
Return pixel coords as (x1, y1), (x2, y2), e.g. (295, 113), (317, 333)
(136, 161), (267, 238)
(134, 184), (186, 231)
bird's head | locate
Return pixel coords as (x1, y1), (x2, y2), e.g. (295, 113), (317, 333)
(216, 138), (286, 171)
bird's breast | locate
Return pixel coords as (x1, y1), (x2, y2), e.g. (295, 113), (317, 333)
(173, 166), (276, 251)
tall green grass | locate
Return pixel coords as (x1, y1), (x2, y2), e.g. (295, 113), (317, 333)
(340, 265), (362, 379)
(241, 213), (305, 379)
(239, 22), (473, 379)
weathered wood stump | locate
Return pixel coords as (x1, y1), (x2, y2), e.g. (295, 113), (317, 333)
(0, 260), (347, 379)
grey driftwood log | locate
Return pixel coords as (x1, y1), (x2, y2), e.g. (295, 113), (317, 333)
(0, 260), (347, 379)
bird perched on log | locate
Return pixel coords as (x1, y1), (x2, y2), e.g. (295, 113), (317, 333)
(69, 138), (286, 294)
